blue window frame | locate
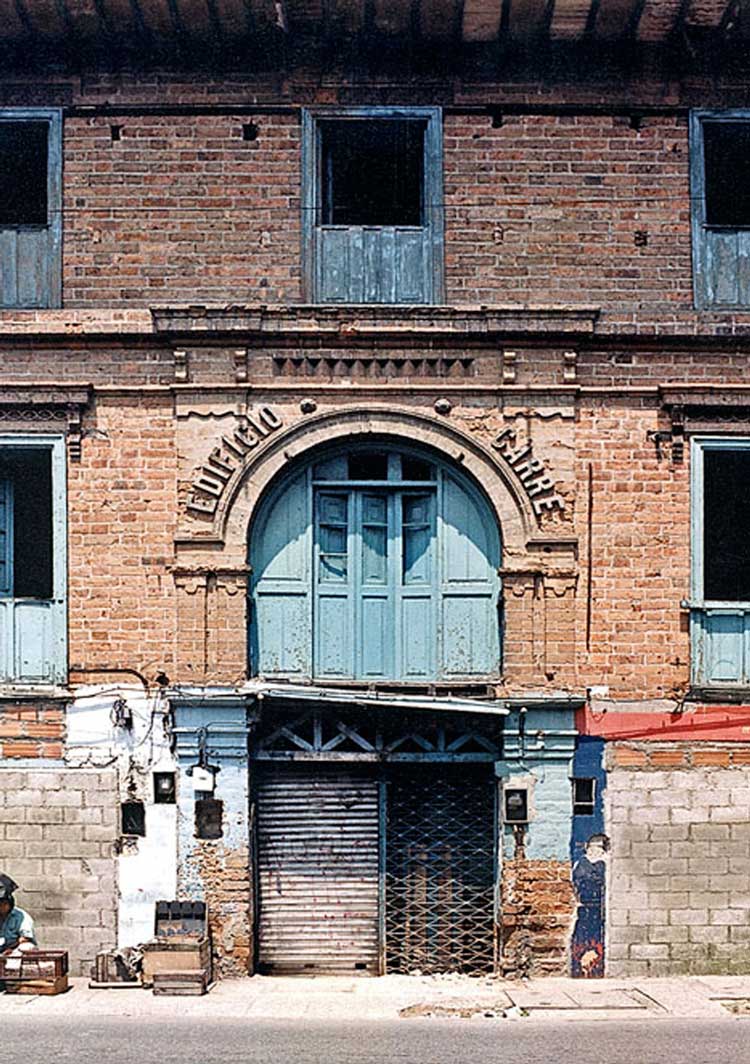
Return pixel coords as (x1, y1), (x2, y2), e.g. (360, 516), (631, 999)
(691, 437), (750, 688)
(0, 109), (62, 309)
(301, 107), (445, 305)
(689, 110), (750, 310)
(0, 435), (67, 685)
(249, 445), (501, 682)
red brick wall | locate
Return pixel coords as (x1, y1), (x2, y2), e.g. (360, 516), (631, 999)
(573, 396), (691, 700)
(0, 703), (65, 758)
(63, 114), (301, 307)
(67, 396), (179, 676)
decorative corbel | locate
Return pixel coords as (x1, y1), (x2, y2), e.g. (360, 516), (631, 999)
(66, 402), (83, 462)
(562, 350), (578, 383)
(233, 349), (249, 384)
(502, 349), (517, 384)
(174, 349), (189, 383)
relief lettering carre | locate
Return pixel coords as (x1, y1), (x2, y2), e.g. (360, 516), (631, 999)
(187, 406), (283, 516)
(491, 427), (565, 516)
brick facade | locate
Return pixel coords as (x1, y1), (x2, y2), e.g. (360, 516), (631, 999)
(0, 47), (749, 980)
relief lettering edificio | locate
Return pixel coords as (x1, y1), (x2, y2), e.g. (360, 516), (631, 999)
(187, 406), (283, 516)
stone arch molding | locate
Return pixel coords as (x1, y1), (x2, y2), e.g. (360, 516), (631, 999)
(178, 407), (567, 561)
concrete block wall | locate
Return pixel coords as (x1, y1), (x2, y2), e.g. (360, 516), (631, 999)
(607, 744), (750, 976)
(0, 767), (118, 975)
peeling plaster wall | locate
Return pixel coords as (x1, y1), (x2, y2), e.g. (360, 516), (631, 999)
(498, 707), (577, 977)
(66, 684), (177, 949)
(173, 701), (252, 977)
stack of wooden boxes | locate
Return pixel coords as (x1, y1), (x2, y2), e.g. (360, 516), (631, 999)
(141, 901), (212, 996)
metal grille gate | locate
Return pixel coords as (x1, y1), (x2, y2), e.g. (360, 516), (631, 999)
(385, 765), (496, 974)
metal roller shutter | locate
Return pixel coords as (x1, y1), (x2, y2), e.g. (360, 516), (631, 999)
(255, 765), (380, 974)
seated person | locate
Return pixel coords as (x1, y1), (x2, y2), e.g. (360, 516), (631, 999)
(0, 887), (36, 954)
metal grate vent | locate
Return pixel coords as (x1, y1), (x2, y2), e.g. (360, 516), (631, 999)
(385, 765), (496, 975)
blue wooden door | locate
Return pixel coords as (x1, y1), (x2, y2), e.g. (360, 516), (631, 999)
(251, 450), (500, 682)
(314, 488), (434, 679)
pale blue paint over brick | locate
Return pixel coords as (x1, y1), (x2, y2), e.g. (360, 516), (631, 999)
(501, 707), (576, 863)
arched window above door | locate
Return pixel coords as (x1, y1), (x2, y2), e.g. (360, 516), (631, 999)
(249, 444), (502, 683)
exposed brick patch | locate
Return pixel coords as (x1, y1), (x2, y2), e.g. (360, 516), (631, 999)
(195, 842), (252, 977)
(500, 859), (575, 978)
(609, 742), (750, 770)
(0, 703), (66, 759)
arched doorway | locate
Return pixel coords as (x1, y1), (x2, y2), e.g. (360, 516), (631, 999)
(249, 441), (502, 682)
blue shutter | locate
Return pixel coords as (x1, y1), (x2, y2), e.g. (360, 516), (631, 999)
(251, 472), (312, 678)
(398, 492), (436, 679)
(357, 492), (393, 679)
(314, 492), (354, 678)
(0, 478), (12, 597)
(439, 473), (500, 678)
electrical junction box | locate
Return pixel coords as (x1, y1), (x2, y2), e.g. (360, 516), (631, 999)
(191, 766), (215, 792)
(503, 787), (530, 823)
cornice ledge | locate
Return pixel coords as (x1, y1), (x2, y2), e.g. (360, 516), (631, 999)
(150, 302), (601, 337)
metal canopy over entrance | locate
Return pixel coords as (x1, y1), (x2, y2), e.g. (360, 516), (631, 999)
(252, 701), (501, 975)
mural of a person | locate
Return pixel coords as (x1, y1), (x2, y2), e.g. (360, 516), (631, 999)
(571, 834), (609, 978)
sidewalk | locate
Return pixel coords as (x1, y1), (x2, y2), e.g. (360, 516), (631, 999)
(2, 973), (750, 1022)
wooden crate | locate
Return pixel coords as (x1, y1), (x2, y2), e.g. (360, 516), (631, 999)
(5, 974), (68, 996)
(152, 969), (209, 996)
(141, 936), (211, 987)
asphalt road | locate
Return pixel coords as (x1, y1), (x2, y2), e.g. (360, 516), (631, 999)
(7, 1018), (750, 1064)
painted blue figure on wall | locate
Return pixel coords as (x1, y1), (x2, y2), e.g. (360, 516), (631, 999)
(570, 735), (607, 977)
(571, 834), (608, 977)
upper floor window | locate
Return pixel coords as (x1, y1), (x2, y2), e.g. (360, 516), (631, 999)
(691, 438), (750, 689)
(690, 111), (750, 310)
(0, 436), (67, 685)
(249, 445), (500, 682)
(0, 109), (62, 309)
(301, 108), (444, 305)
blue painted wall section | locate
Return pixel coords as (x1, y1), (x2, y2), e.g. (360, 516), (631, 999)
(171, 693), (253, 976)
(498, 706), (578, 977)
(570, 736), (607, 978)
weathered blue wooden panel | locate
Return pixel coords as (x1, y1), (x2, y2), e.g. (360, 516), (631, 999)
(0, 479), (12, 597)
(361, 594), (389, 677)
(316, 594), (353, 676)
(13, 599), (57, 683)
(401, 594), (434, 677)
(440, 474), (500, 677)
(0, 231), (18, 306)
(395, 229), (426, 303)
(707, 231), (741, 305)
(695, 610), (746, 685)
(441, 593), (494, 676)
(318, 226), (429, 304)
(0, 598), (64, 684)
(251, 472), (312, 678)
